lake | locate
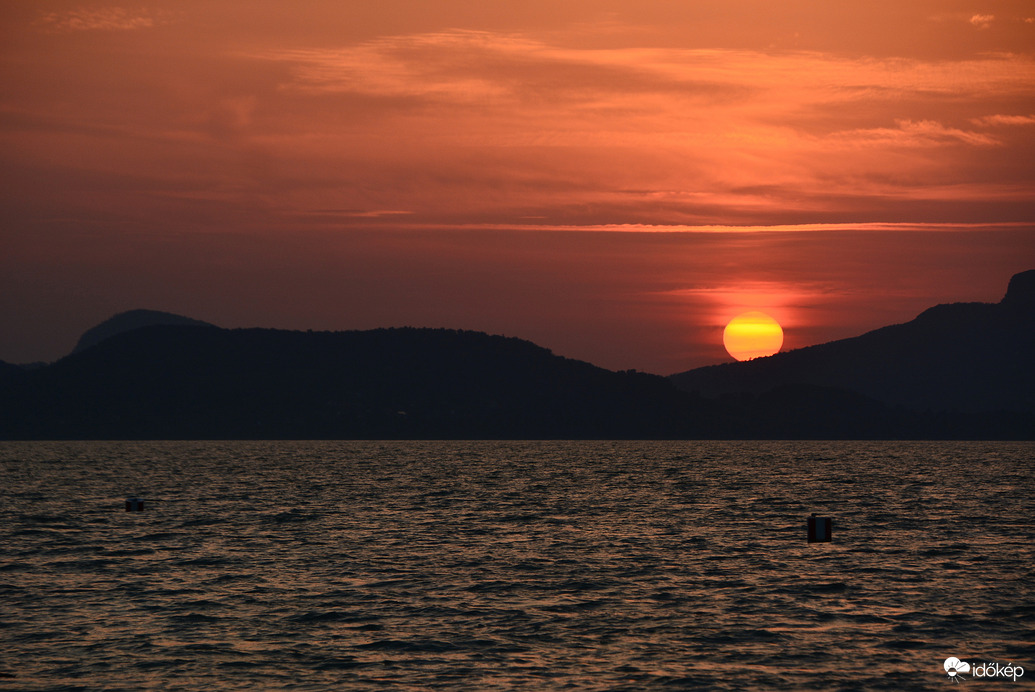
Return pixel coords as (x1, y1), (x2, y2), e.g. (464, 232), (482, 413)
(1, 440), (1032, 690)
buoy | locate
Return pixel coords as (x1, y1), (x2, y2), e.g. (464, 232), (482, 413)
(125, 498), (145, 512)
(807, 513), (831, 543)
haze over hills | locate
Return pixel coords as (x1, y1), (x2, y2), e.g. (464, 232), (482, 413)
(0, 271), (1032, 440)
(669, 270), (1035, 416)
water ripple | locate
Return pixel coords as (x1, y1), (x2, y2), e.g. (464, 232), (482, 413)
(1, 440), (1032, 690)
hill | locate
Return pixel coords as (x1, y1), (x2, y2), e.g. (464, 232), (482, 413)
(0, 326), (709, 439)
(71, 309), (214, 354)
(670, 270), (1035, 416)
(1, 273), (1032, 440)
(0, 360), (25, 382)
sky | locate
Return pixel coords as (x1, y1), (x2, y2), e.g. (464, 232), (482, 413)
(2, 1), (1034, 374)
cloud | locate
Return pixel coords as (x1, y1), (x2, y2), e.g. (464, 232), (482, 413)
(833, 119), (999, 148)
(37, 7), (161, 32)
(7, 23), (1035, 236)
(298, 209), (415, 219)
(973, 114), (1035, 127)
(969, 14), (995, 29)
(112, 33), (1028, 227)
(258, 31), (733, 108)
(268, 35), (510, 102)
(260, 32), (1035, 112)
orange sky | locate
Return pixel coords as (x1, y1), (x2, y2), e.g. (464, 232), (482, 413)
(2, 1), (1034, 373)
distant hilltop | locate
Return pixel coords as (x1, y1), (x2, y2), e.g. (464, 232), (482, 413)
(72, 309), (214, 354)
(0, 325), (701, 440)
(0, 271), (1032, 440)
(1002, 268), (1035, 310)
(669, 270), (1035, 416)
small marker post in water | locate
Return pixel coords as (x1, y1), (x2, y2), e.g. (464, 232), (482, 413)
(125, 497), (145, 512)
(807, 513), (832, 543)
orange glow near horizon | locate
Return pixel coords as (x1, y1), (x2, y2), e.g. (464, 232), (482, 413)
(723, 312), (784, 361)
(0, 2), (1033, 371)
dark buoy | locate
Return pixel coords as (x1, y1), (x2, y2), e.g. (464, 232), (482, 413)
(807, 513), (831, 543)
(125, 498), (144, 512)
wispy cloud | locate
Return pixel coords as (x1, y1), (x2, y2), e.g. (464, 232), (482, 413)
(969, 14), (995, 29)
(832, 119), (1000, 148)
(9, 24), (1035, 234)
(298, 209), (415, 219)
(242, 31), (1035, 224)
(37, 7), (161, 33)
(255, 33), (1035, 160)
(262, 34), (1033, 106)
(973, 113), (1035, 126)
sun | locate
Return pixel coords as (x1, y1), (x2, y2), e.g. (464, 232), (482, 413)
(723, 311), (784, 361)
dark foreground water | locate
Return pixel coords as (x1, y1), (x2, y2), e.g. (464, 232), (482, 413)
(1, 441), (1033, 691)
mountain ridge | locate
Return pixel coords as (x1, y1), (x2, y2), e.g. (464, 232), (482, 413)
(669, 270), (1035, 415)
(1, 271), (1032, 440)
(2, 325), (708, 440)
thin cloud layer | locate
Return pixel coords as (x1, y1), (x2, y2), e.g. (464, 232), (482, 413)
(2, 1), (1034, 369)
(7, 7), (1035, 229)
(37, 7), (163, 32)
(970, 14), (995, 29)
(245, 34), (1035, 225)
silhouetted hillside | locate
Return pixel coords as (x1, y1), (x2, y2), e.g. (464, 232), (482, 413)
(72, 309), (214, 354)
(2, 274), (1033, 440)
(0, 360), (25, 382)
(671, 270), (1035, 417)
(1, 326), (711, 439)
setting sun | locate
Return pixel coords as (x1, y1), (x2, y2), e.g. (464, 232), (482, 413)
(723, 312), (784, 361)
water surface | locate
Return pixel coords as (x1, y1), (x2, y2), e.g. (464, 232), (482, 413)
(1, 441), (1032, 690)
